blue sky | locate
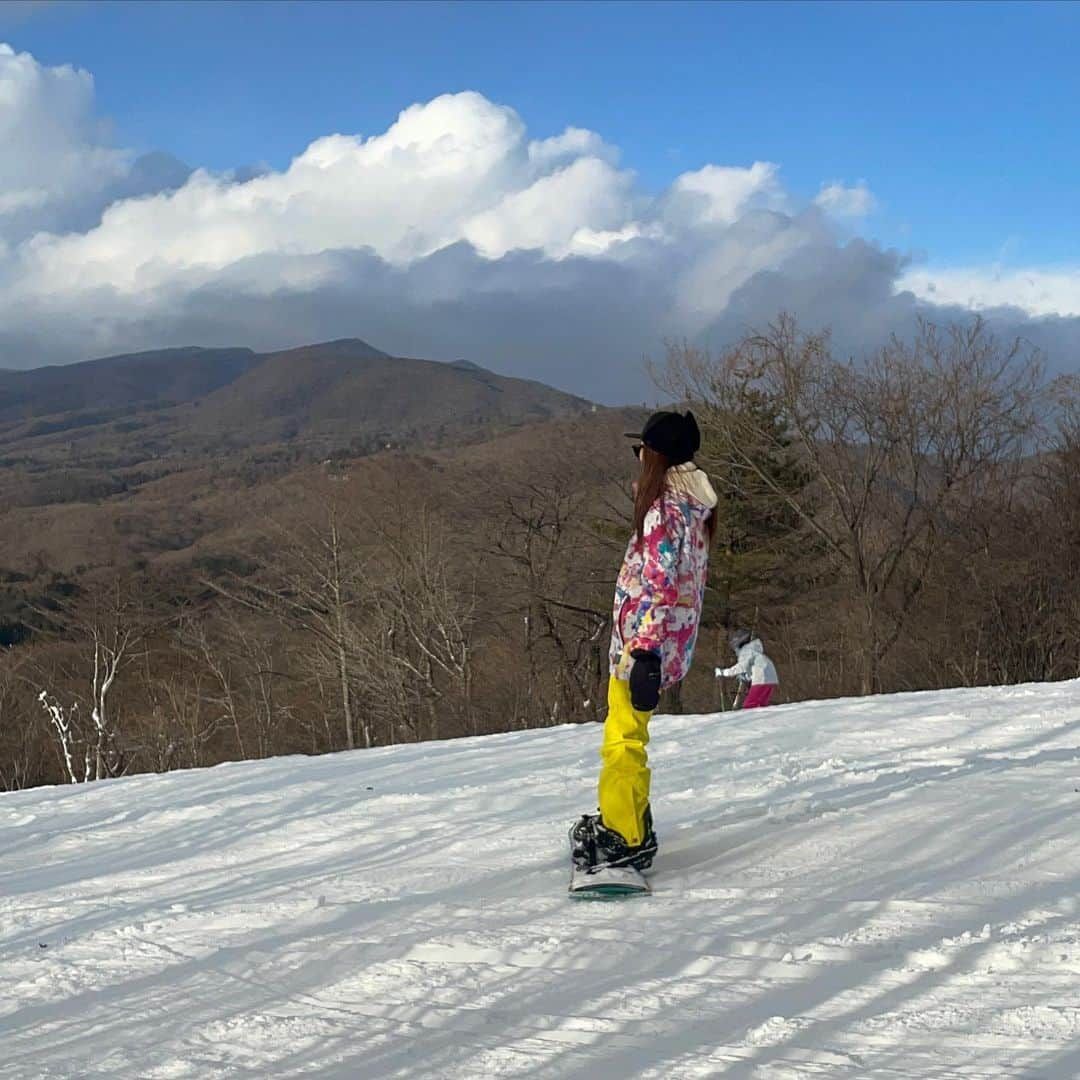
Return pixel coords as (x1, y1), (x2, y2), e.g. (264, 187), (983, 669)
(1, 0), (1079, 396)
(7, 0), (1079, 267)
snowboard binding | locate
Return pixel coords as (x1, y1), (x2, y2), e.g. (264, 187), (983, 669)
(569, 808), (657, 873)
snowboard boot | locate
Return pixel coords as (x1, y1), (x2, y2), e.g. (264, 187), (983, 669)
(570, 808), (658, 871)
(569, 813), (600, 870)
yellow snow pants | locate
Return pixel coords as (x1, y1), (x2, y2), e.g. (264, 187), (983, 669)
(598, 676), (653, 847)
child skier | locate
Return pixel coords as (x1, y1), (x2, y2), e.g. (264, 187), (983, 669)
(571, 410), (717, 876)
(715, 629), (779, 708)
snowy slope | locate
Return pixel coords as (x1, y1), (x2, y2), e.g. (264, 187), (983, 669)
(2, 683), (1079, 1079)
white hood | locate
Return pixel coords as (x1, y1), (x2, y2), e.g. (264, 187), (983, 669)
(667, 462), (718, 511)
(721, 637), (779, 685)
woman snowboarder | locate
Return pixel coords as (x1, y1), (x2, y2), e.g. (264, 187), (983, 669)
(715, 629), (779, 708)
(571, 410), (717, 877)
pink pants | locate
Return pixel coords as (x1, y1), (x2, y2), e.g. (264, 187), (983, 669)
(741, 684), (776, 709)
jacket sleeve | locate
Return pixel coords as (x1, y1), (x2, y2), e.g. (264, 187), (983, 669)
(720, 646), (752, 680)
(625, 500), (683, 656)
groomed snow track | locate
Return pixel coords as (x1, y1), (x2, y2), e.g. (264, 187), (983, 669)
(2, 682), (1079, 1078)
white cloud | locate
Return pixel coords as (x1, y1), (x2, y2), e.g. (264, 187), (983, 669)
(900, 266), (1080, 318)
(814, 181), (876, 218)
(11, 90), (637, 295)
(5, 77), (788, 325)
(527, 126), (619, 171)
(676, 212), (825, 322)
(2, 42), (1080, 401)
(667, 162), (785, 226)
(463, 156), (634, 258)
(0, 43), (130, 239)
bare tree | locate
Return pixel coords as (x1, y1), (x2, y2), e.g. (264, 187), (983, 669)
(933, 381), (1080, 688)
(176, 615), (248, 759)
(38, 688), (89, 784)
(0, 652), (48, 790)
(176, 610), (292, 760)
(202, 500), (370, 749)
(350, 509), (478, 743)
(34, 578), (149, 781)
(662, 316), (1046, 693)
(488, 479), (615, 726)
(136, 643), (222, 772)
(230, 614), (292, 760)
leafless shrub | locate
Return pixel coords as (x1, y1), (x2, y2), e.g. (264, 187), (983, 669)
(661, 315), (1048, 692)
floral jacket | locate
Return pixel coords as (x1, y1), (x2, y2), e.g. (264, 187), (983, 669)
(609, 463), (717, 690)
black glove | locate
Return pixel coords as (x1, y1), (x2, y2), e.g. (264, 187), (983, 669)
(629, 649), (662, 711)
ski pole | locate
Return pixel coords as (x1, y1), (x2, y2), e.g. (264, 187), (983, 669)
(733, 681), (746, 710)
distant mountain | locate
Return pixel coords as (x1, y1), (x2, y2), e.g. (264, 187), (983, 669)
(294, 338), (391, 360)
(0, 337), (594, 468)
(0, 347), (261, 423)
(185, 344), (591, 449)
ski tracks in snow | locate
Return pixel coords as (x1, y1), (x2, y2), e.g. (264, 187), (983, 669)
(1, 682), (1079, 1077)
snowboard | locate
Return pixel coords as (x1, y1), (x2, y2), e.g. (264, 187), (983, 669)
(569, 862), (650, 898)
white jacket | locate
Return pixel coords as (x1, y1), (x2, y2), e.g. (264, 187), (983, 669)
(717, 638), (778, 685)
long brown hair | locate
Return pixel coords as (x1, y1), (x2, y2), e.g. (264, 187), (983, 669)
(633, 445), (669, 542)
(633, 445), (718, 544)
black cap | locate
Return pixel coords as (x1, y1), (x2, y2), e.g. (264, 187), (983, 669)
(625, 410), (701, 466)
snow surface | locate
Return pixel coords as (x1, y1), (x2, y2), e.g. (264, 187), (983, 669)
(2, 682), (1079, 1078)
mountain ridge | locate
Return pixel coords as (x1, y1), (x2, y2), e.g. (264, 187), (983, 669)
(0, 336), (594, 452)
(0, 336), (603, 531)
(0, 337), (397, 423)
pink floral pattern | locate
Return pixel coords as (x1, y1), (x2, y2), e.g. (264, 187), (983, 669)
(609, 480), (713, 690)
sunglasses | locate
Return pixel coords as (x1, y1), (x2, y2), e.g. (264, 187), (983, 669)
(632, 444), (643, 459)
